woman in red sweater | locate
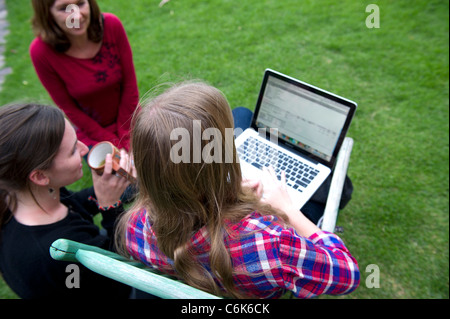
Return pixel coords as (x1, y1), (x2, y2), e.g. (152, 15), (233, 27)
(30, 0), (139, 151)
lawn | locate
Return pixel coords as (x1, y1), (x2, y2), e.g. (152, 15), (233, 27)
(0, 0), (448, 299)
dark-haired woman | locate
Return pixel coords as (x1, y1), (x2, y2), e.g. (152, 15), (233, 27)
(0, 103), (135, 299)
(29, 0), (139, 151)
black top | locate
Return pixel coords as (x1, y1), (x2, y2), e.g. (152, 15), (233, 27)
(0, 187), (130, 299)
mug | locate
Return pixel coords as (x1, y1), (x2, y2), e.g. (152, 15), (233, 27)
(87, 141), (136, 183)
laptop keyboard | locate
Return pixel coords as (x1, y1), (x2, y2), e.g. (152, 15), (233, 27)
(237, 136), (319, 192)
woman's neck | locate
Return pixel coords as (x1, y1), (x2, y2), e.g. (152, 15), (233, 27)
(65, 34), (102, 59)
(12, 187), (68, 226)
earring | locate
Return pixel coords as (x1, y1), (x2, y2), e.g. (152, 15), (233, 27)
(48, 187), (57, 200)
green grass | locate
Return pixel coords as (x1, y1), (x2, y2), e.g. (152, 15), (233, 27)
(0, 0), (448, 299)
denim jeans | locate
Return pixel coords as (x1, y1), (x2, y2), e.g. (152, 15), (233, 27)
(232, 106), (253, 137)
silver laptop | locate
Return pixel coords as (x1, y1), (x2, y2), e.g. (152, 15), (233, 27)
(235, 69), (357, 210)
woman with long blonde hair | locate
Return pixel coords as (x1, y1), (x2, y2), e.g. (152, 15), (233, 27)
(117, 81), (360, 298)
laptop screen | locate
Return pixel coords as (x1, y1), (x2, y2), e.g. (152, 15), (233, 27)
(253, 70), (356, 166)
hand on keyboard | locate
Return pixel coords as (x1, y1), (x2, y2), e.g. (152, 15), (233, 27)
(259, 166), (319, 235)
(259, 166), (294, 215)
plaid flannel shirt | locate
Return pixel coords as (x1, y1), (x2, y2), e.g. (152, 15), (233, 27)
(126, 209), (360, 298)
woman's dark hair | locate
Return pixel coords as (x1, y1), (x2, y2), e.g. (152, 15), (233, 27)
(0, 104), (65, 229)
(31, 0), (103, 52)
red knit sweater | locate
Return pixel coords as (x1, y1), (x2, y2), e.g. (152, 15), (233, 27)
(30, 13), (139, 150)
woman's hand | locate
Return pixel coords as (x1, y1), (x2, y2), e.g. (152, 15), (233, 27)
(259, 166), (294, 214)
(258, 166), (321, 237)
(91, 149), (133, 207)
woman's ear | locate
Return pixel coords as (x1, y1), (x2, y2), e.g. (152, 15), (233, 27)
(28, 170), (50, 187)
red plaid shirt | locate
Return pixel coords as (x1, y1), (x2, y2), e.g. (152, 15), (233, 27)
(126, 209), (360, 298)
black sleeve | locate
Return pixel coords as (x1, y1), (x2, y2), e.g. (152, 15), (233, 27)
(60, 187), (124, 250)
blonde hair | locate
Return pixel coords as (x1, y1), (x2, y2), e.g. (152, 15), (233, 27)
(116, 81), (285, 298)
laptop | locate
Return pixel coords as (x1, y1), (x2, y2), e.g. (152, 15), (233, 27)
(235, 69), (357, 210)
